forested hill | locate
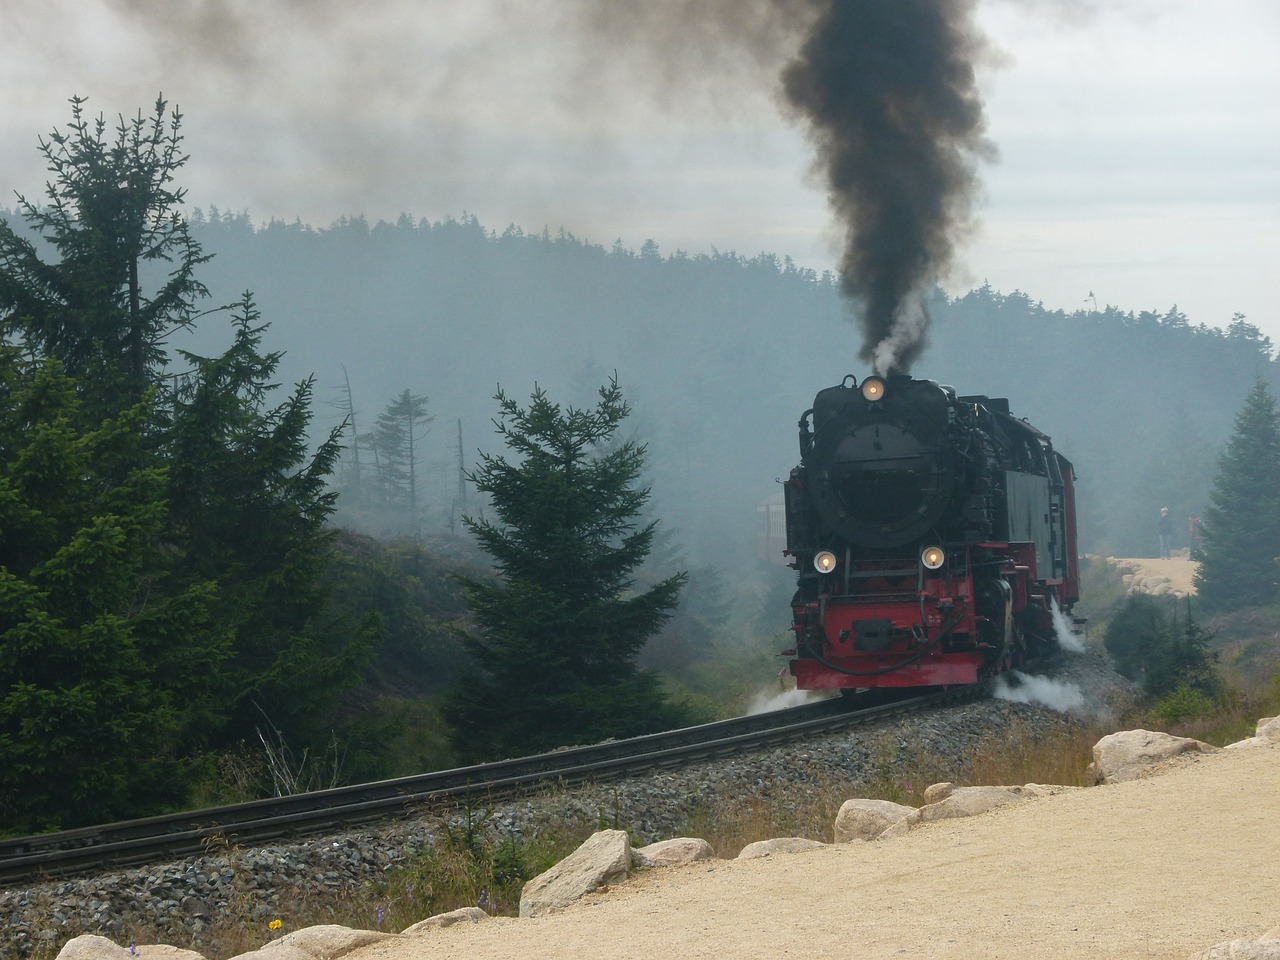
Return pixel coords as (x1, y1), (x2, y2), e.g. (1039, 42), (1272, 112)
(170, 209), (1277, 559)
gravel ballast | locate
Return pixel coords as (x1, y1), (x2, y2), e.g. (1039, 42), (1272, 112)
(0, 650), (1132, 959)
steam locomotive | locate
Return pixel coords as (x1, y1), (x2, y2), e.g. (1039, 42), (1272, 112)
(782, 374), (1080, 691)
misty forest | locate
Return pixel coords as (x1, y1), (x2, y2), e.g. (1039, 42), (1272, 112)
(2, 92), (1279, 834)
(182, 207), (1278, 558)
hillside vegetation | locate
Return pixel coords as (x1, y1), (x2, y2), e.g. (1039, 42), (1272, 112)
(175, 210), (1279, 562)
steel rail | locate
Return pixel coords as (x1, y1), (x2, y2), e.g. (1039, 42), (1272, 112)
(0, 684), (984, 886)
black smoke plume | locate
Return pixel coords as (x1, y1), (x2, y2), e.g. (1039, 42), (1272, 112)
(579, 0), (994, 375)
(19, 0), (993, 374)
(779, 0), (992, 374)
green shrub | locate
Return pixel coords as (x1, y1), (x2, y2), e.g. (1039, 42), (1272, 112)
(1151, 685), (1217, 727)
(1103, 594), (1171, 681)
(1102, 594), (1222, 700)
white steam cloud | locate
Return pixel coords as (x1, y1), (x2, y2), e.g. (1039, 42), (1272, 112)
(993, 670), (1085, 713)
(1050, 596), (1085, 653)
(870, 293), (930, 376)
(746, 686), (827, 715)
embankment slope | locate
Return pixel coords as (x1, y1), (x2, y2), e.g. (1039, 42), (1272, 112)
(351, 741), (1279, 960)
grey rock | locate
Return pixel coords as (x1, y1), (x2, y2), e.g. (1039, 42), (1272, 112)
(1088, 729), (1219, 785)
(401, 906), (490, 933)
(632, 837), (715, 868)
(225, 945), (314, 960)
(833, 798), (917, 842)
(922, 782), (956, 804)
(1233, 717), (1280, 749)
(519, 829), (633, 918)
(269, 924), (401, 959)
(55, 936), (134, 960)
(736, 837), (827, 860)
(917, 785), (1035, 822)
(135, 947), (207, 960)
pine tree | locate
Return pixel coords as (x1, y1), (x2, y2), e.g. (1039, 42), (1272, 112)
(1143, 601), (1220, 700)
(0, 96), (209, 412)
(0, 351), (226, 829)
(1102, 593), (1168, 682)
(444, 377), (688, 761)
(1101, 594), (1220, 700)
(0, 97), (371, 824)
(165, 296), (374, 742)
(1193, 379), (1280, 610)
(368, 389), (432, 525)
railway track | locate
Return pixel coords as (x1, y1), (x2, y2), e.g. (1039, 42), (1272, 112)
(0, 684), (986, 886)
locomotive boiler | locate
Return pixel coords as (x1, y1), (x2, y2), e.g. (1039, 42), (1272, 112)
(782, 374), (1080, 691)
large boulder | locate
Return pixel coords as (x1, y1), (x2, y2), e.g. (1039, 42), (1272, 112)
(229, 925), (400, 960)
(402, 907), (490, 934)
(923, 782), (956, 804)
(736, 838), (827, 860)
(57, 937), (140, 960)
(520, 829), (633, 918)
(918, 785), (1037, 822)
(57, 941), (211, 960)
(633, 837), (715, 868)
(877, 784), (1079, 839)
(225, 946), (312, 960)
(1088, 729), (1219, 784)
(1225, 717), (1280, 750)
(833, 798), (917, 842)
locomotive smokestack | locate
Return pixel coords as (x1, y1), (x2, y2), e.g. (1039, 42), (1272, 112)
(780, 0), (993, 375)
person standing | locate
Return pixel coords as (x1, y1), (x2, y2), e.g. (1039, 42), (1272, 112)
(1188, 514), (1204, 560)
(1158, 507), (1173, 559)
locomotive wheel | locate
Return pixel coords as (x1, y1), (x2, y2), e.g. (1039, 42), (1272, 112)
(974, 577), (1013, 675)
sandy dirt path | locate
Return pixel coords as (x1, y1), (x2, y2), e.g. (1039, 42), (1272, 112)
(350, 742), (1279, 960)
(1113, 556), (1199, 595)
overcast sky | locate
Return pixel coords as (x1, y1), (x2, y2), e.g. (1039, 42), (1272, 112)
(3, 0), (1278, 346)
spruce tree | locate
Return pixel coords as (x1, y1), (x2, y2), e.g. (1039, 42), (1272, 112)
(165, 296), (371, 742)
(0, 352), (226, 829)
(1143, 602), (1220, 700)
(0, 96), (209, 413)
(1102, 593), (1169, 682)
(1193, 379), (1280, 610)
(0, 98), (371, 825)
(367, 389), (432, 527)
(444, 377), (688, 761)
(1101, 594), (1221, 700)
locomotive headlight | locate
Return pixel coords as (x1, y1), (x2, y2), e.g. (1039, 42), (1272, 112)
(921, 545), (946, 570)
(813, 550), (838, 574)
(860, 376), (886, 401)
